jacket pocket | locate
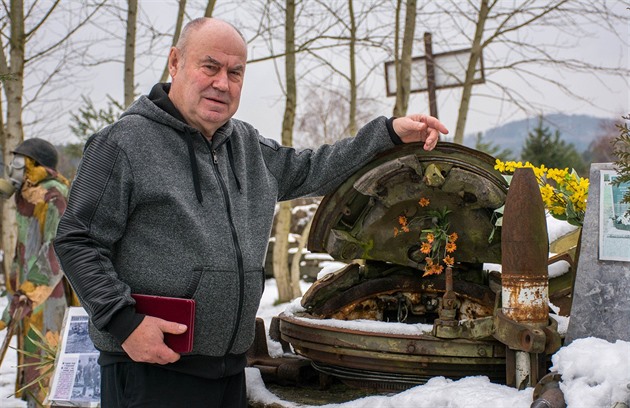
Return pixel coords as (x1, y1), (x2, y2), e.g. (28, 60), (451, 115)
(189, 268), (237, 355)
(229, 268), (265, 355)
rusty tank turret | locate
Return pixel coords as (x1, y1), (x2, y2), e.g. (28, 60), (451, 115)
(273, 143), (567, 391)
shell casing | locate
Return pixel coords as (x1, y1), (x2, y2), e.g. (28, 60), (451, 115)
(501, 168), (549, 326)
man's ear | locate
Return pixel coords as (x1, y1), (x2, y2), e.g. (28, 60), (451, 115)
(168, 48), (179, 78)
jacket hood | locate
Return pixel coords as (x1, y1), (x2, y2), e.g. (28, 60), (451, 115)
(120, 83), (240, 203)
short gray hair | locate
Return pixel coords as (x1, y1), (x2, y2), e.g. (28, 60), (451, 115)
(176, 17), (246, 56)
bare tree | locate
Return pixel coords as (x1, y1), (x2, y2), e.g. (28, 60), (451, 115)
(393, 0), (417, 117)
(124, 0), (138, 107)
(245, 0), (389, 134)
(0, 1), (105, 278)
(272, 0), (300, 302)
(157, 1), (217, 82)
(303, 1), (390, 138)
(430, 0), (630, 144)
(582, 118), (623, 165)
(204, 0), (218, 17)
(244, 1), (391, 302)
(159, 0), (188, 83)
(295, 85), (379, 148)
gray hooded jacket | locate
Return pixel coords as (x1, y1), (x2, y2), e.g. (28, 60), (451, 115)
(54, 84), (398, 361)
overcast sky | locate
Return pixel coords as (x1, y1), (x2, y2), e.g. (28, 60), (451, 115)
(22, 1), (630, 145)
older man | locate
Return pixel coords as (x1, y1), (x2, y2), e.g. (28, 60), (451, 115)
(54, 17), (448, 407)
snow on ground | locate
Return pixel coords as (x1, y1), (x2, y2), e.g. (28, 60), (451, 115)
(1, 218), (629, 407)
(249, 216), (629, 408)
(0, 279), (630, 408)
(252, 277), (630, 408)
(1, 286), (628, 408)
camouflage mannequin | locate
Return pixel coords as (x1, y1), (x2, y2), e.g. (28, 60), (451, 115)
(0, 138), (75, 406)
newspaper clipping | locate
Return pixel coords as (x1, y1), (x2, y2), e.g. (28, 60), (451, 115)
(47, 307), (100, 407)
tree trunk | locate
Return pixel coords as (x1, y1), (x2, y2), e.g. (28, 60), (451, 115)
(453, 0), (489, 144)
(393, 0), (417, 117)
(273, 202), (293, 301)
(204, 0), (217, 17)
(393, 0), (401, 114)
(347, 0), (357, 136)
(273, 0), (299, 303)
(1, 1), (101, 281)
(160, 0), (187, 83)
(124, 0), (138, 107)
(290, 215), (314, 297)
(1, 0), (26, 281)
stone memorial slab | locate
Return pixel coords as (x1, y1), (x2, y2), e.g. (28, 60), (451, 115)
(565, 163), (630, 344)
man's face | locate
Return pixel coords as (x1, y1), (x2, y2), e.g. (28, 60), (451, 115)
(168, 22), (247, 137)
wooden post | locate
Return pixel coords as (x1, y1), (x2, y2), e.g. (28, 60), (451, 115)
(424, 32), (438, 118)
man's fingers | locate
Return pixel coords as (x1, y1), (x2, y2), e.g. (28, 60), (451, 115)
(122, 316), (183, 364)
(415, 121), (428, 134)
(420, 114), (449, 134)
(153, 347), (181, 365)
(123, 340), (181, 365)
(159, 320), (188, 335)
(423, 129), (440, 151)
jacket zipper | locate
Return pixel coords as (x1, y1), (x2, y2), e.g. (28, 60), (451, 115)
(210, 147), (246, 355)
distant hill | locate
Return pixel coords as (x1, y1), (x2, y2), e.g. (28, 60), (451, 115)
(463, 113), (616, 157)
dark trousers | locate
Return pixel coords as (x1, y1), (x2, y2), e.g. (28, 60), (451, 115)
(100, 362), (247, 408)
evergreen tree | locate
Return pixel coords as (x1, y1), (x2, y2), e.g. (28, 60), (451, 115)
(612, 114), (630, 211)
(70, 95), (124, 142)
(58, 95), (124, 179)
(520, 116), (586, 174)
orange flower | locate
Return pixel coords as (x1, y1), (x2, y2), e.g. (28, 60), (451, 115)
(425, 257), (434, 266)
(420, 242), (432, 254)
(445, 241), (457, 253)
(426, 233), (435, 243)
(423, 264), (444, 277)
(393, 227), (399, 237)
(448, 232), (458, 242)
(443, 255), (455, 266)
(418, 197), (430, 207)
(402, 226), (410, 233)
(398, 215), (408, 227)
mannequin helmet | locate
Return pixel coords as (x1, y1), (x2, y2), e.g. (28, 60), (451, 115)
(12, 138), (58, 170)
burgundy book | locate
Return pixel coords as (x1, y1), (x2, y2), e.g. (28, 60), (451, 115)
(131, 294), (195, 353)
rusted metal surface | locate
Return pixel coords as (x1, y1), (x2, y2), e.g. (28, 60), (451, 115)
(312, 361), (504, 391)
(433, 266), (461, 338)
(501, 273), (549, 324)
(501, 168), (550, 325)
(493, 310), (546, 353)
(308, 142), (508, 267)
(278, 313), (506, 385)
(246, 318), (317, 386)
(499, 167), (552, 388)
(301, 263), (495, 322)
(274, 145), (568, 392)
(531, 372), (567, 408)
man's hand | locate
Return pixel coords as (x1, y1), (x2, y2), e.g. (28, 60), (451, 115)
(392, 114), (449, 151)
(121, 315), (188, 364)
